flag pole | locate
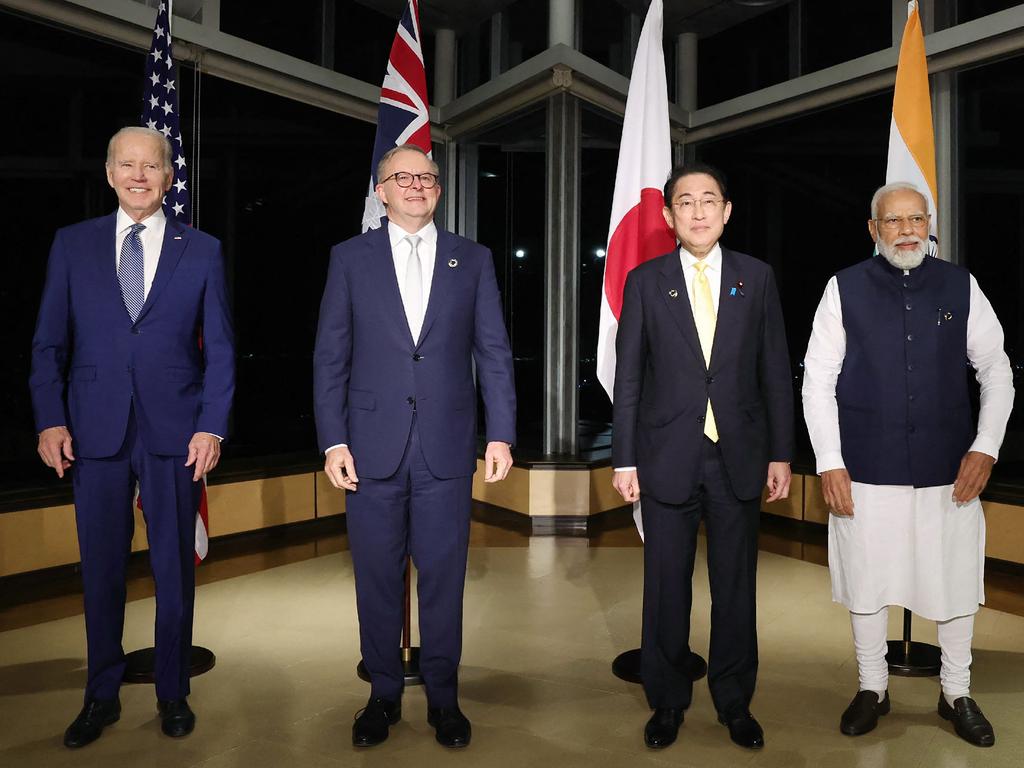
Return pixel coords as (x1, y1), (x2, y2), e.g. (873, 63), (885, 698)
(882, 0), (940, 678)
(123, 0), (216, 686)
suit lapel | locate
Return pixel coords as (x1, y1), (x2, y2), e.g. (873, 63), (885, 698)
(93, 213), (128, 324)
(367, 225), (416, 349)
(710, 249), (741, 371)
(135, 216), (188, 324)
(417, 229), (459, 347)
(657, 254), (706, 368)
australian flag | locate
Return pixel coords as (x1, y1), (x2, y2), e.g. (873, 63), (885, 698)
(141, 0), (190, 224)
(362, 0), (432, 232)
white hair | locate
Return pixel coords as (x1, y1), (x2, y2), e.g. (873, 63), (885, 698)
(105, 126), (173, 168)
(870, 181), (927, 219)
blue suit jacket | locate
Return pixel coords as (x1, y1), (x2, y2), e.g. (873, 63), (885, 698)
(313, 225), (516, 479)
(30, 212), (236, 457)
(612, 248), (793, 502)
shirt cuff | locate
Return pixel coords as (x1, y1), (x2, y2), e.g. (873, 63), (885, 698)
(200, 432), (224, 442)
(326, 443), (348, 454)
(815, 452), (846, 475)
(614, 466), (637, 472)
(968, 436), (999, 463)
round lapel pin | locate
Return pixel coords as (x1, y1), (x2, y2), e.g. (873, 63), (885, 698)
(668, 289), (679, 298)
(448, 258), (458, 268)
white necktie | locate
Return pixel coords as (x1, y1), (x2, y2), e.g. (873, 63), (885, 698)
(404, 234), (423, 342)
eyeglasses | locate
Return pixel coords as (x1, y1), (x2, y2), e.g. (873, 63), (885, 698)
(672, 197), (725, 212)
(875, 214), (929, 231)
(381, 171), (440, 189)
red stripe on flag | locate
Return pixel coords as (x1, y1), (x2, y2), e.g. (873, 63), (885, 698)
(604, 187), (676, 319)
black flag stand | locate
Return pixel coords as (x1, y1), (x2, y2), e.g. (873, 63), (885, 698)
(885, 607), (941, 676)
(357, 556), (423, 685)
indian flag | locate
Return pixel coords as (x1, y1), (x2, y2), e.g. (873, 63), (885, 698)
(886, 1), (938, 241)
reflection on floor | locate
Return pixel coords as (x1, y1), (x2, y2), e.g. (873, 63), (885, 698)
(1, 506), (1023, 767)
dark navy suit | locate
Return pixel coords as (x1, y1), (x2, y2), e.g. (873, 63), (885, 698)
(313, 224), (515, 706)
(30, 211), (235, 702)
(613, 248), (793, 717)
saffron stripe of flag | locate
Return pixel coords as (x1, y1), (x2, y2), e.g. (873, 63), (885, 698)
(886, 0), (938, 240)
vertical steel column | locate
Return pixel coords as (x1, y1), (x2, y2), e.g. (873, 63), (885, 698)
(544, 91), (580, 456)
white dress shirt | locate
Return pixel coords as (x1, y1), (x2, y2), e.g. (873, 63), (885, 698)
(115, 207), (166, 300)
(325, 220), (439, 456)
(389, 220), (437, 341)
(615, 244), (723, 473)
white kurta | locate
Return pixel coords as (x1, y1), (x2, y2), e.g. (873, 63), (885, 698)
(802, 270), (1014, 621)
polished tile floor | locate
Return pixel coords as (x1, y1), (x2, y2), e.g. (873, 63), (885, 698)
(2, 510), (1024, 767)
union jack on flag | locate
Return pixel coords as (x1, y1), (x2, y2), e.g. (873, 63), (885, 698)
(362, 0), (432, 233)
(142, 0), (190, 223)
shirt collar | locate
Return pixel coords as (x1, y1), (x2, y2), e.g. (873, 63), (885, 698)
(388, 220), (437, 249)
(680, 243), (722, 271)
(116, 206), (166, 236)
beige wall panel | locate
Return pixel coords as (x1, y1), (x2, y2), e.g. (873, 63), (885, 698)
(983, 502), (1024, 564)
(0, 503), (80, 577)
(762, 474), (804, 520)
(130, 505), (149, 552)
(472, 460), (530, 514)
(528, 469), (589, 517)
(589, 466), (625, 514)
(205, 475), (315, 537)
(315, 472), (347, 517)
(804, 474), (830, 524)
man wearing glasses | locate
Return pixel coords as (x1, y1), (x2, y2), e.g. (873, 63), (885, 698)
(314, 144), (515, 749)
(802, 181), (1013, 747)
(612, 163), (793, 750)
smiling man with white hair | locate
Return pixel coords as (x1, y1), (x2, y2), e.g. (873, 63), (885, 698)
(801, 181), (1014, 747)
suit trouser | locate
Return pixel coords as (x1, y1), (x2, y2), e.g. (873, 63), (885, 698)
(640, 437), (760, 717)
(72, 405), (200, 703)
(345, 416), (472, 708)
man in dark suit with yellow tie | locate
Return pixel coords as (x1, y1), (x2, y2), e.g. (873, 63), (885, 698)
(612, 163), (793, 751)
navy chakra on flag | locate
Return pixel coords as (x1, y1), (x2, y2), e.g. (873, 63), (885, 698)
(141, 1), (190, 223)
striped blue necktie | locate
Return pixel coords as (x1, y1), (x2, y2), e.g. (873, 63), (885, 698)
(119, 223), (146, 322)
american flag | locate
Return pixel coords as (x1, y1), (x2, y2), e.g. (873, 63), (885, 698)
(138, 0), (209, 563)
(142, 0), (190, 223)
(361, 0), (432, 232)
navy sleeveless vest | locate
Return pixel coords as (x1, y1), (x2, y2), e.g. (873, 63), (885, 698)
(835, 255), (972, 487)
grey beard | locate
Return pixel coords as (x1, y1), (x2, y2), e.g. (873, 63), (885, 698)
(877, 238), (927, 270)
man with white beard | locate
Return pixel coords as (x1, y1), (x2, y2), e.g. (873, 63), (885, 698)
(802, 182), (1013, 747)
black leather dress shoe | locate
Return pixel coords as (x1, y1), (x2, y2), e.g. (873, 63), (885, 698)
(938, 695), (995, 747)
(840, 690), (890, 735)
(718, 711), (765, 749)
(157, 698), (196, 738)
(63, 698), (121, 749)
(352, 697), (401, 747)
(644, 708), (684, 749)
(427, 706), (471, 748)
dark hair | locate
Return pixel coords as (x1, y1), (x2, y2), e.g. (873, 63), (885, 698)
(662, 162), (729, 206)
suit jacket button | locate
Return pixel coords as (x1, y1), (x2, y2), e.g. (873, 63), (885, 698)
(413, 354), (423, 361)
(407, 396), (415, 405)
(706, 375), (713, 384)
(697, 416), (704, 423)
(131, 328), (140, 335)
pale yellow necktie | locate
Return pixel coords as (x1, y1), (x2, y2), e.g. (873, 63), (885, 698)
(692, 261), (719, 442)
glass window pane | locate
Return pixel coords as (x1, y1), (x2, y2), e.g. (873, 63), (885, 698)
(457, 18), (491, 95)
(958, 0), (1023, 23)
(332, 3), (435, 91)
(581, 0), (634, 76)
(506, 0), (549, 68)
(466, 109), (546, 451)
(697, 4), (791, 108)
(800, 1), (891, 74)
(958, 54), (1024, 489)
(220, 0), (323, 65)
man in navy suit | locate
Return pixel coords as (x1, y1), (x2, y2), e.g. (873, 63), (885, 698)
(30, 126), (235, 747)
(612, 163), (793, 750)
(314, 144), (515, 748)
